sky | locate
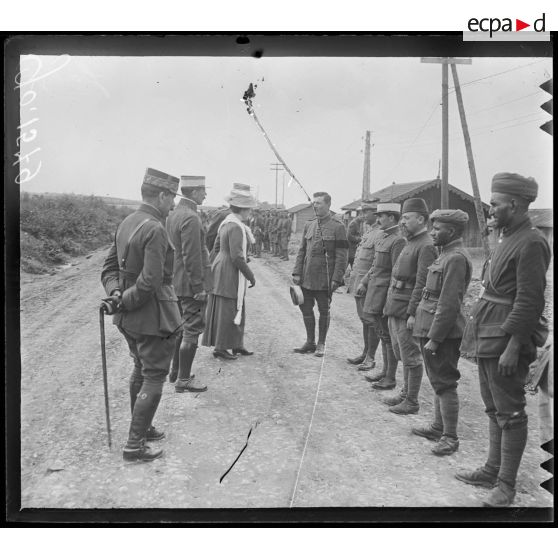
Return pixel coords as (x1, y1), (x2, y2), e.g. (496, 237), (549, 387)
(18, 54), (552, 211)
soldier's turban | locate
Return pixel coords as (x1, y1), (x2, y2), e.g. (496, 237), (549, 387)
(491, 172), (538, 202)
(430, 209), (469, 225)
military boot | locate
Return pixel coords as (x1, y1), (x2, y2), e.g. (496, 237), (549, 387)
(347, 353), (366, 365)
(383, 392), (405, 406)
(123, 386), (164, 463)
(390, 365), (422, 414)
(365, 343), (387, 382)
(168, 336), (181, 384)
(357, 356), (375, 371)
(454, 466), (498, 488)
(412, 424), (443, 441)
(482, 481), (516, 507)
(372, 344), (397, 390)
(175, 342), (207, 393)
(431, 435), (459, 456)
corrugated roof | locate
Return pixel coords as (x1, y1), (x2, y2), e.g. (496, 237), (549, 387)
(288, 202), (312, 213)
(341, 179), (490, 211)
(528, 208), (553, 228)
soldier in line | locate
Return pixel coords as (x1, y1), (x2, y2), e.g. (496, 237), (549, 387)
(268, 209), (277, 256)
(347, 210), (364, 270)
(346, 201), (382, 371)
(101, 168), (182, 462)
(293, 192), (348, 357)
(166, 175), (211, 393)
(457, 173), (551, 507)
(383, 198), (438, 415)
(263, 210), (271, 252)
(356, 203), (406, 389)
(280, 210), (292, 261)
(251, 209), (265, 258)
(411, 209), (472, 456)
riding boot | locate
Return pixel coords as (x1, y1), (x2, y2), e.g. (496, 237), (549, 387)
(123, 381), (164, 462)
(303, 314), (316, 345)
(366, 323), (380, 362)
(406, 364), (423, 406)
(168, 336), (181, 383)
(317, 310), (330, 345)
(178, 341), (197, 381)
(365, 342), (387, 382)
(129, 365), (143, 414)
(438, 387), (459, 439)
(373, 342), (397, 389)
(175, 342), (207, 392)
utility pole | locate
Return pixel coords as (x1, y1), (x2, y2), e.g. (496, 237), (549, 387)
(270, 162), (283, 208)
(450, 63), (490, 258)
(361, 130), (371, 201)
(421, 57), (471, 209)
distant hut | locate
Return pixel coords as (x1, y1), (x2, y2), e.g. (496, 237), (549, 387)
(341, 179), (490, 247)
(528, 208), (553, 249)
(288, 203), (314, 234)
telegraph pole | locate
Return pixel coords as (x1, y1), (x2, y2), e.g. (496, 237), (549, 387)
(450, 62), (490, 258)
(361, 131), (371, 201)
(421, 57), (471, 209)
(270, 162), (283, 208)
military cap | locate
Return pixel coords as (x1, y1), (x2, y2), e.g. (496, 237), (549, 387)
(143, 168), (179, 195)
(402, 197), (429, 216)
(491, 172), (538, 202)
(180, 175), (209, 191)
(430, 209), (469, 225)
(375, 202), (401, 215)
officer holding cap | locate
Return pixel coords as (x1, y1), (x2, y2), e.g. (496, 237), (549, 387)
(412, 209), (472, 456)
(456, 173), (551, 507)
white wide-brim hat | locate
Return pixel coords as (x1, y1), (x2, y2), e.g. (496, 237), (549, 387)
(225, 182), (258, 208)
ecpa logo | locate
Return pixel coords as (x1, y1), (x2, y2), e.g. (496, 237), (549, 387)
(463, 12), (549, 41)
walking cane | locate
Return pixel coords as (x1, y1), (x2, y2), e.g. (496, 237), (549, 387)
(99, 304), (112, 449)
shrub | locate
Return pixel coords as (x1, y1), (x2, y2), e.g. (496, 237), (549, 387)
(20, 193), (134, 274)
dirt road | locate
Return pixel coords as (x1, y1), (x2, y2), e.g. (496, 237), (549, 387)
(20, 249), (552, 509)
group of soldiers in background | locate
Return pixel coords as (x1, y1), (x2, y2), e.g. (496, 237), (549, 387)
(249, 208), (292, 260)
(100, 167), (550, 508)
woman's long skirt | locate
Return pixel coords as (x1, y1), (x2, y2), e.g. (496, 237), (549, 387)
(202, 293), (246, 350)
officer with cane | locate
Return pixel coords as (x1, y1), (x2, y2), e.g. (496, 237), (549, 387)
(101, 168), (182, 463)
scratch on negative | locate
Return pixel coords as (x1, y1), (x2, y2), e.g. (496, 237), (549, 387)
(219, 420), (260, 484)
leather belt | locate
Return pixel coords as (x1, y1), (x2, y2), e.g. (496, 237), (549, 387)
(391, 278), (415, 289)
(421, 288), (440, 301)
(481, 291), (513, 305)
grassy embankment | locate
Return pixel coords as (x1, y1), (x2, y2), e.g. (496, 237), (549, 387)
(20, 192), (133, 274)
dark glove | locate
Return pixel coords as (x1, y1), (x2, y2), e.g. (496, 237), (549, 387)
(101, 294), (123, 315)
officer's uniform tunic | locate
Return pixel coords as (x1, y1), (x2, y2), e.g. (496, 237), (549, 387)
(293, 212), (348, 345)
(385, 229), (437, 368)
(166, 197), (212, 344)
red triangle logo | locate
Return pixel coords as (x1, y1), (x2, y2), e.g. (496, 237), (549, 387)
(516, 19), (530, 31)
